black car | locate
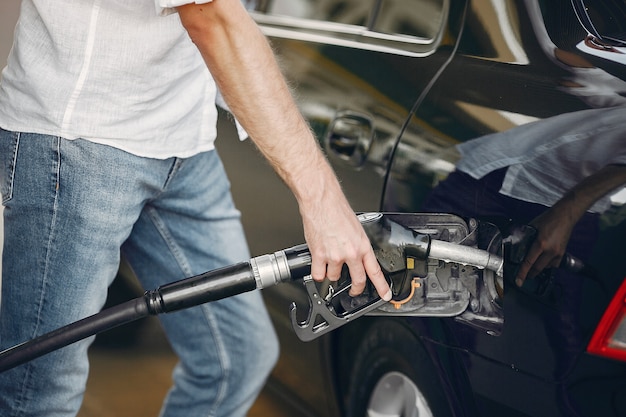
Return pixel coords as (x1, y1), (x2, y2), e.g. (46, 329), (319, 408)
(215, 1), (626, 416)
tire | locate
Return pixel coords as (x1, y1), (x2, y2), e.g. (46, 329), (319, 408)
(343, 319), (454, 417)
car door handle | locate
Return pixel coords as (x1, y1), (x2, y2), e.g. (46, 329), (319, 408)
(325, 112), (373, 167)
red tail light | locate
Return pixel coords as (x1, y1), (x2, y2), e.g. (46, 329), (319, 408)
(587, 278), (626, 362)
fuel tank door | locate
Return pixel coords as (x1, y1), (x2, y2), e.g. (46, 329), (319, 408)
(290, 213), (505, 341)
(364, 213), (504, 335)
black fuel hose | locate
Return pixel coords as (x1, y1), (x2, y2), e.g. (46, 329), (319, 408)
(0, 297), (150, 373)
(0, 244), (312, 373)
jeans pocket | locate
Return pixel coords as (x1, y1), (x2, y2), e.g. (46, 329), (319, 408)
(0, 129), (19, 204)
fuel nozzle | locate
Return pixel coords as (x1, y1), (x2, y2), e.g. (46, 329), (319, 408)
(358, 213), (503, 297)
(288, 213), (506, 341)
(150, 244), (312, 315)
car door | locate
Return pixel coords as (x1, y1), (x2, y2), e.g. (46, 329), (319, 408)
(223, 1), (467, 415)
(383, 1), (626, 416)
(247, 0), (462, 231)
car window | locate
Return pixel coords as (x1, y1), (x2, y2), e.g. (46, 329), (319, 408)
(251, 0), (448, 55)
(373, 0), (446, 41)
(254, 0), (375, 27)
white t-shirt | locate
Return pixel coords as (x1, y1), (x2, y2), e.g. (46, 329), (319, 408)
(0, 0), (240, 159)
(456, 106), (626, 213)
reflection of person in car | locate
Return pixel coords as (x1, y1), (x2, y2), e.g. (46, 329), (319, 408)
(0, 1), (390, 416)
(423, 105), (626, 286)
(512, 162), (626, 286)
(422, 105), (626, 416)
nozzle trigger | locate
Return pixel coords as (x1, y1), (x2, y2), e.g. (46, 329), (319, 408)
(289, 276), (389, 342)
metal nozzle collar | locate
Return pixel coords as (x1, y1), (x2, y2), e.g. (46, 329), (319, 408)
(250, 251), (292, 289)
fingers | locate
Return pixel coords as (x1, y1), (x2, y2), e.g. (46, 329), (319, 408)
(515, 258), (534, 287)
(344, 252), (390, 299)
(360, 250), (391, 301)
(309, 255), (328, 282)
(345, 261), (367, 296)
(515, 243), (563, 287)
(325, 259), (344, 282)
(309, 246), (391, 302)
(309, 251), (347, 284)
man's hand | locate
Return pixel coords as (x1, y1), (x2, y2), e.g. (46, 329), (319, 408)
(514, 208), (574, 287)
(300, 181), (391, 301)
(515, 164), (626, 287)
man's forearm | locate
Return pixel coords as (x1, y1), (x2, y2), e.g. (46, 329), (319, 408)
(517, 163), (626, 285)
(177, 0), (333, 204)
(551, 163), (626, 224)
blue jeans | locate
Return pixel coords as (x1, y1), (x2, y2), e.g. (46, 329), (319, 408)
(0, 130), (279, 417)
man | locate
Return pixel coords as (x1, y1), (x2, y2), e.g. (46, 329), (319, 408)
(0, 1), (391, 416)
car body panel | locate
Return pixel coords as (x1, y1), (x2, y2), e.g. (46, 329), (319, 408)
(218, 1), (626, 416)
(386, 1), (626, 416)
(243, 3), (464, 414)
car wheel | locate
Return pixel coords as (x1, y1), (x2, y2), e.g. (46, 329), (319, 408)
(343, 319), (453, 417)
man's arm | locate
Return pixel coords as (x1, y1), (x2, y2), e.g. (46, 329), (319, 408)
(516, 163), (626, 286)
(176, 0), (391, 300)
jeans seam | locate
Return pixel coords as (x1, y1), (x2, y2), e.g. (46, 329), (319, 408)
(145, 206), (232, 415)
(10, 135), (62, 416)
(145, 206), (192, 276)
(2, 131), (20, 204)
(34, 136), (62, 345)
(161, 158), (183, 192)
(201, 304), (231, 417)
